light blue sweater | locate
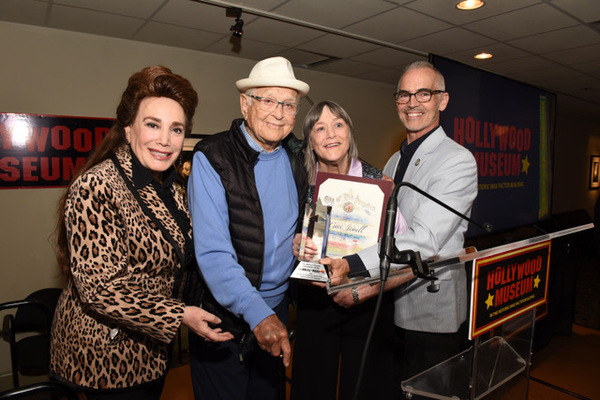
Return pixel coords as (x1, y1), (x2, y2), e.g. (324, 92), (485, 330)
(188, 123), (298, 330)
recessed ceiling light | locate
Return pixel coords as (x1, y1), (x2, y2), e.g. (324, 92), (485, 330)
(474, 52), (493, 59)
(456, 0), (485, 11)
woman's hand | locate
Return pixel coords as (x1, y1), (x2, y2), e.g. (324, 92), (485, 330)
(293, 233), (319, 261)
(182, 306), (234, 342)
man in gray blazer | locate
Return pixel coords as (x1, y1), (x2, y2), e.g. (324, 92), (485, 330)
(325, 60), (478, 381)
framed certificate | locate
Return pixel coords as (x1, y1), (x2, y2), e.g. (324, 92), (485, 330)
(291, 172), (393, 282)
(314, 172), (393, 258)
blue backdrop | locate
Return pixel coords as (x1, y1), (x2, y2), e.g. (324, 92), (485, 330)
(431, 55), (555, 236)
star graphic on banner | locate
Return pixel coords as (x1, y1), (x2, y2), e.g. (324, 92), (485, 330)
(522, 155), (531, 174)
(534, 275), (541, 289)
(485, 293), (494, 309)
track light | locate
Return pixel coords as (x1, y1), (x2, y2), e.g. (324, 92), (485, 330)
(226, 7), (243, 38)
(231, 17), (243, 37)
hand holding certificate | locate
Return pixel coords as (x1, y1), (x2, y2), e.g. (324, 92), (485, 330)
(291, 172), (393, 284)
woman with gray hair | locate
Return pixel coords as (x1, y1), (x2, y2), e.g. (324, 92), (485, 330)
(291, 100), (406, 400)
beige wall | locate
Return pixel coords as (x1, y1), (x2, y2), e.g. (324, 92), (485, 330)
(0, 21), (402, 375)
(1, 21), (599, 377)
(553, 111), (600, 219)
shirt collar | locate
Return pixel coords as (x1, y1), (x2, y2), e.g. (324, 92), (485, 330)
(240, 121), (282, 154)
(130, 148), (177, 189)
(400, 125), (438, 155)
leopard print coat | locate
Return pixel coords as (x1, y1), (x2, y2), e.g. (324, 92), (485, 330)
(50, 145), (189, 390)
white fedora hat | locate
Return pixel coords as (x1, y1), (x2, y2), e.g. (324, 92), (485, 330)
(235, 56), (310, 97)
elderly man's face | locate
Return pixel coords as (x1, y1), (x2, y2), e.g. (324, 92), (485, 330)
(240, 87), (299, 152)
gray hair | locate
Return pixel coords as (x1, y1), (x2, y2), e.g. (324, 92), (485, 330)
(400, 61), (446, 91)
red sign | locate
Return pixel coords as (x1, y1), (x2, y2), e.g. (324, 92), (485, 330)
(469, 240), (551, 339)
(0, 113), (114, 188)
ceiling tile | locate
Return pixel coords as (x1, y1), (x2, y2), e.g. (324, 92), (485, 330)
(273, 0), (396, 29)
(53, 0), (165, 19)
(531, 69), (600, 96)
(276, 48), (336, 67)
(350, 47), (426, 68)
(404, 0), (542, 25)
(135, 21), (224, 51)
(345, 6), (452, 44)
(239, 17), (323, 47)
(0, 0), (598, 111)
(202, 35), (287, 61)
(551, 0), (600, 23)
(218, 0), (289, 11)
(446, 43), (531, 66)
(0, 0), (49, 25)
(543, 43), (600, 65)
(399, 27), (496, 56)
(298, 34), (379, 59)
(156, 0), (259, 33)
(47, 4), (144, 38)
(514, 65), (586, 83)
(309, 58), (381, 77)
(465, 3), (579, 41)
(356, 67), (412, 86)
(509, 25), (600, 55)
(483, 55), (560, 75)
(571, 60), (600, 79)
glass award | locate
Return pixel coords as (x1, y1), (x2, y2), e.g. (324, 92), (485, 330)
(291, 199), (332, 282)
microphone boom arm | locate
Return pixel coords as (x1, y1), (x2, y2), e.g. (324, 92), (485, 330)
(379, 181), (491, 286)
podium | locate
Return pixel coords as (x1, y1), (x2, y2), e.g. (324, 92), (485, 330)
(326, 223), (593, 399)
(399, 223), (593, 400)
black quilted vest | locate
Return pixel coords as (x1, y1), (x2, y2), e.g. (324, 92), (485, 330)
(197, 118), (307, 286)
(189, 119), (308, 338)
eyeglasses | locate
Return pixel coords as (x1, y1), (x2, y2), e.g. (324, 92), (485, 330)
(393, 89), (445, 104)
(246, 94), (300, 115)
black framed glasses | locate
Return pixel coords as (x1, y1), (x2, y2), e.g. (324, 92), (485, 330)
(393, 89), (445, 104)
(246, 94), (300, 115)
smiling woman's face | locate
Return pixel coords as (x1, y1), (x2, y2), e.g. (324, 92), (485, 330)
(310, 106), (351, 168)
(125, 96), (186, 180)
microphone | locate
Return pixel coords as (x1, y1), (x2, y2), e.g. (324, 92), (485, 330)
(379, 181), (492, 284)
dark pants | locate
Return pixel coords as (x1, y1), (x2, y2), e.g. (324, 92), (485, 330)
(291, 286), (396, 400)
(189, 298), (289, 400)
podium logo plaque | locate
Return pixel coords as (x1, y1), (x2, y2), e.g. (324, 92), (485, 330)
(469, 240), (551, 339)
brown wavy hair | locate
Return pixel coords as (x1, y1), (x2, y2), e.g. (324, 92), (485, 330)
(54, 66), (198, 279)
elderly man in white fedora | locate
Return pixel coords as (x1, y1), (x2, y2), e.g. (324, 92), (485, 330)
(187, 56), (310, 400)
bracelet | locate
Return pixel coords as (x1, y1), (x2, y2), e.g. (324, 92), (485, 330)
(351, 287), (360, 303)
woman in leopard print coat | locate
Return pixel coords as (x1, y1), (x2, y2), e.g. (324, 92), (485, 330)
(50, 66), (233, 399)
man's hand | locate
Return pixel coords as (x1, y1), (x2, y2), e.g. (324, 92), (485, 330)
(331, 283), (379, 308)
(253, 314), (291, 367)
(331, 271), (416, 307)
(320, 257), (350, 286)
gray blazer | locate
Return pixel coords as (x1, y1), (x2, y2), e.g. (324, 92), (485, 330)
(357, 126), (478, 333)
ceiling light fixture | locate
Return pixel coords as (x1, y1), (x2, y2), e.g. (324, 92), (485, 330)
(456, 0), (485, 11)
(474, 52), (493, 60)
(192, 0), (427, 58)
(226, 7), (243, 38)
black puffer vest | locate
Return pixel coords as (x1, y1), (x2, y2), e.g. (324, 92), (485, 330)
(189, 119), (307, 338)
